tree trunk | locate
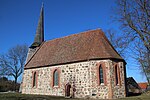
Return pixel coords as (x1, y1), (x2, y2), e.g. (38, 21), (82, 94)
(14, 76), (17, 91)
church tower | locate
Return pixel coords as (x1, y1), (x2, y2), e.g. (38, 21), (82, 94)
(26, 4), (44, 63)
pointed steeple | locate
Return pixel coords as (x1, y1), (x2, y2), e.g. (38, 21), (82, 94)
(30, 3), (44, 48)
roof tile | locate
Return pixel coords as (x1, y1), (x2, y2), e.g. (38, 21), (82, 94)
(138, 83), (148, 89)
(25, 29), (123, 68)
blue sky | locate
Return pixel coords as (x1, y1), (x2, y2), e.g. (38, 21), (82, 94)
(0, 0), (147, 83)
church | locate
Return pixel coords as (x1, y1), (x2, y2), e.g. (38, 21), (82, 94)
(22, 5), (127, 99)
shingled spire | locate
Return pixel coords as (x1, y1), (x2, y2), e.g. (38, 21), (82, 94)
(30, 4), (44, 48)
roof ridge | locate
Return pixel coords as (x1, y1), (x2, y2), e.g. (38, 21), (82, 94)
(45, 28), (101, 43)
(138, 82), (148, 84)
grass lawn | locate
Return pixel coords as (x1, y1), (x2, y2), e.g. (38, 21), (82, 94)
(0, 92), (150, 100)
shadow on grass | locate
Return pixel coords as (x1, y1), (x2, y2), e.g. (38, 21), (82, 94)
(0, 93), (68, 100)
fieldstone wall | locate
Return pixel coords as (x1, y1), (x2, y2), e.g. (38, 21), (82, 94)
(22, 60), (126, 99)
(112, 62), (126, 99)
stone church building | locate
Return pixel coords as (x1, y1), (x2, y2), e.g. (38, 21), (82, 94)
(22, 5), (127, 99)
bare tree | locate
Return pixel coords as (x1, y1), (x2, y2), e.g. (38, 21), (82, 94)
(112, 0), (150, 84)
(0, 55), (11, 85)
(0, 44), (28, 90)
(0, 55), (11, 77)
(131, 39), (150, 84)
(115, 0), (150, 51)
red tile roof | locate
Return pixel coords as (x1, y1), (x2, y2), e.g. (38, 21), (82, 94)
(25, 29), (124, 69)
(138, 83), (148, 89)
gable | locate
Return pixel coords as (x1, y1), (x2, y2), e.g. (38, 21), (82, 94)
(25, 29), (123, 69)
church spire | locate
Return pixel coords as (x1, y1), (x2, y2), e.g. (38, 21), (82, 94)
(30, 3), (44, 48)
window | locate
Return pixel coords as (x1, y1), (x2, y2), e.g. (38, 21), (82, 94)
(115, 65), (118, 85)
(97, 63), (107, 85)
(99, 65), (104, 84)
(33, 72), (37, 87)
(53, 69), (59, 86)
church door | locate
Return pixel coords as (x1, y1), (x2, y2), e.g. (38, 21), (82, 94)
(65, 84), (71, 97)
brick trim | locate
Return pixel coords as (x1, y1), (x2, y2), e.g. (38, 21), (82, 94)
(123, 63), (127, 97)
(118, 64), (121, 87)
(51, 68), (60, 88)
(97, 62), (107, 86)
(114, 63), (121, 86)
(32, 70), (38, 88)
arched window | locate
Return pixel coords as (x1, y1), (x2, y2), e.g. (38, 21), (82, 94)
(53, 69), (59, 86)
(115, 65), (118, 85)
(33, 72), (37, 87)
(99, 65), (104, 84)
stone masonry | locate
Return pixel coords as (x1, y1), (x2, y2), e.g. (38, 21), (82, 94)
(22, 60), (126, 99)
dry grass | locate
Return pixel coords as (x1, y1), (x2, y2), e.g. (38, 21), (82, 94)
(0, 92), (150, 100)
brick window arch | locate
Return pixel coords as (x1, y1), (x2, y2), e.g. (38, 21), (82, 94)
(114, 64), (121, 86)
(97, 62), (107, 85)
(32, 71), (38, 87)
(53, 69), (59, 86)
